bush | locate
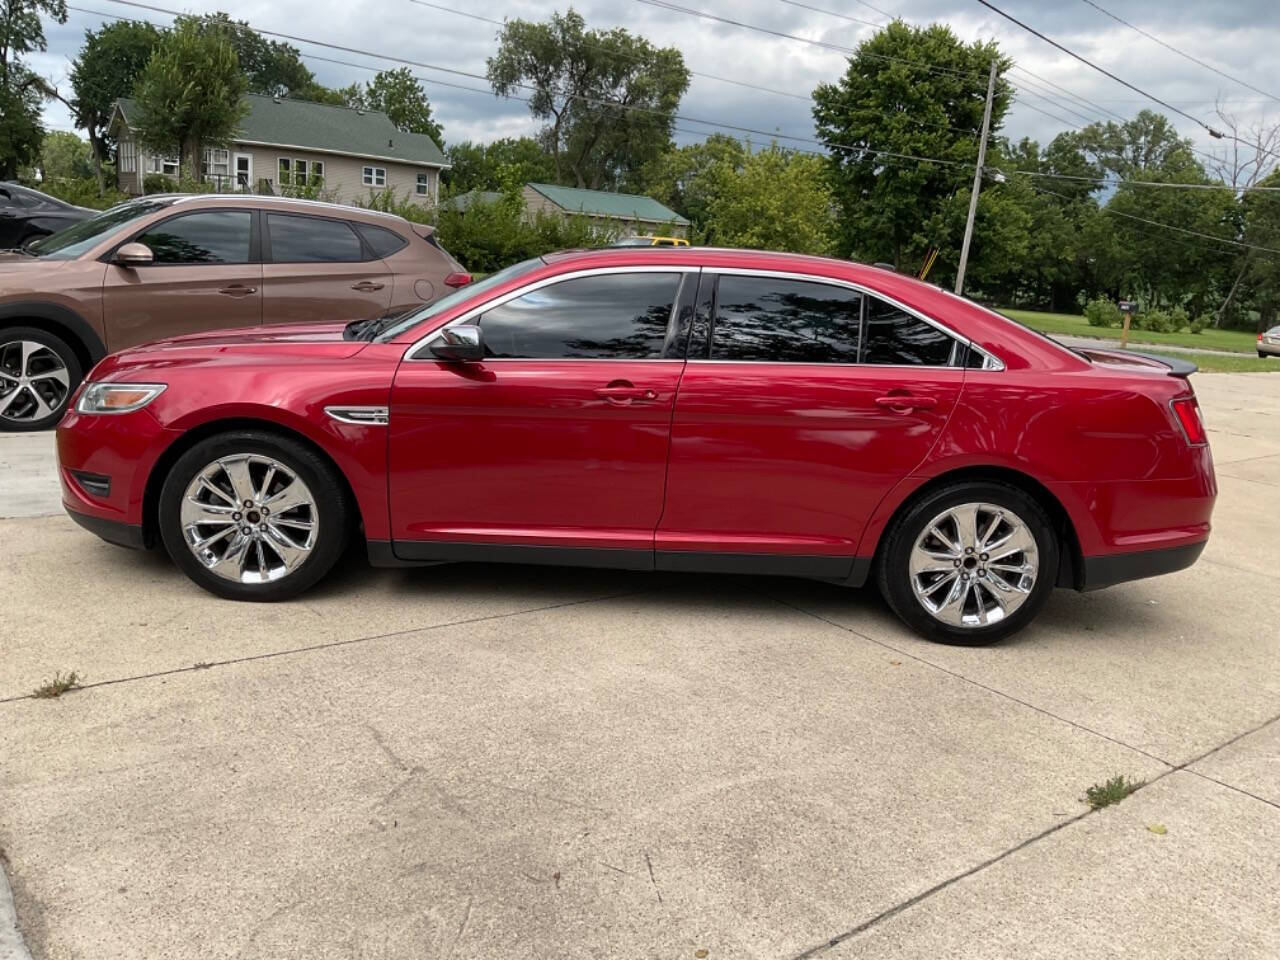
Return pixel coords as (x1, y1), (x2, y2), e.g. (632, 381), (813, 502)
(1169, 306), (1190, 332)
(1136, 308), (1172, 333)
(1189, 315), (1209, 335)
(1084, 297), (1122, 328)
(143, 173), (176, 193)
(32, 177), (128, 211)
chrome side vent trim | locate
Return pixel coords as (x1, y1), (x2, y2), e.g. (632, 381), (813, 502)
(324, 405), (389, 426)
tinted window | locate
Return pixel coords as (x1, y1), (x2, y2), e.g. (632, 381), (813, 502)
(355, 222), (408, 259)
(477, 273), (680, 359)
(711, 275), (863, 363)
(268, 213), (363, 263)
(862, 296), (956, 366)
(135, 210), (251, 264)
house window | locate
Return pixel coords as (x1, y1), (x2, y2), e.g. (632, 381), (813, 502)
(363, 166), (386, 187)
(416, 173), (429, 197)
(119, 139), (137, 173)
(202, 147), (230, 185)
(146, 155), (179, 177)
(278, 157), (324, 189)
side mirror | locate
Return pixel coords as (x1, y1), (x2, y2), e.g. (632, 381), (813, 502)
(429, 325), (484, 362)
(114, 242), (154, 267)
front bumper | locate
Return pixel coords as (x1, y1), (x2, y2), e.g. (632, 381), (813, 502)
(1078, 540), (1206, 591)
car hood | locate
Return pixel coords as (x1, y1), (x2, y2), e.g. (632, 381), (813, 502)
(0, 250), (61, 269)
(137, 321), (356, 349)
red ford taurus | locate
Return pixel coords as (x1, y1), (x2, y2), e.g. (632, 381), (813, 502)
(56, 248), (1216, 644)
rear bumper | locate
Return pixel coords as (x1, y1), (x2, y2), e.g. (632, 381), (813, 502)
(1078, 540), (1206, 591)
(1258, 339), (1280, 357)
(65, 508), (149, 550)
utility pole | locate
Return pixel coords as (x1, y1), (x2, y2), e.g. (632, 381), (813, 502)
(955, 60), (998, 297)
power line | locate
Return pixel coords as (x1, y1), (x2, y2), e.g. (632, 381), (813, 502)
(1078, 0), (1279, 102)
(773, 0), (884, 29)
(1032, 183), (1280, 255)
(972, 0), (1229, 140)
(406, 0), (813, 103)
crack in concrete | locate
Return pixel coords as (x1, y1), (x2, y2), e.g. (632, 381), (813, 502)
(776, 597), (1280, 956)
(0, 590), (643, 706)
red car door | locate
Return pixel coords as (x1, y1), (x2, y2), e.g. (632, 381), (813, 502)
(387, 268), (696, 565)
(656, 272), (967, 577)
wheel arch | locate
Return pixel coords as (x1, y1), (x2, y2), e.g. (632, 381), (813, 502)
(141, 417), (367, 550)
(0, 302), (106, 375)
(865, 465), (1084, 590)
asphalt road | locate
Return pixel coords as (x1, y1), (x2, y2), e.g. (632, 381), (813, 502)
(2, 373), (1277, 960)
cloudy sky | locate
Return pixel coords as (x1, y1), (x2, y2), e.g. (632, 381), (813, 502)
(26, 0), (1280, 163)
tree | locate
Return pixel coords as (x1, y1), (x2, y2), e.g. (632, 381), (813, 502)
(704, 144), (836, 255)
(812, 21), (1010, 272)
(442, 137), (554, 194)
(1240, 171), (1280, 330)
(39, 129), (93, 179)
(0, 0), (67, 178)
(1077, 110), (1199, 180)
(132, 17), (247, 178)
(488, 9), (690, 190)
(180, 11), (314, 98)
(68, 19), (162, 188)
(634, 133), (747, 235)
(354, 67), (443, 142)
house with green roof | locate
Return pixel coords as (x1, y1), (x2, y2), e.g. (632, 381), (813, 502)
(521, 183), (689, 237)
(108, 94), (449, 206)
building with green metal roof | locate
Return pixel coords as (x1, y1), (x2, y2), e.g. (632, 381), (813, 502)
(109, 94), (449, 207)
(522, 183), (689, 237)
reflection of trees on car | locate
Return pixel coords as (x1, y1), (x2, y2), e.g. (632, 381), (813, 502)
(713, 277), (862, 363)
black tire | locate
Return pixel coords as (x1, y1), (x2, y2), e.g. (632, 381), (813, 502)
(0, 326), (83, 432)
(876, 481), (1059, 646)
(158, 430), (350, 601)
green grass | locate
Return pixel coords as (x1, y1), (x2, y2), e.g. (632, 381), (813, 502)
(1001, 308), (1259, 355)
(1084, 774), (1144, 810)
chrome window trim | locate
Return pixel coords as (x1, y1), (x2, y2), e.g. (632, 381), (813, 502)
(403, 264), (701, 362)
(324, 405), (389, 426)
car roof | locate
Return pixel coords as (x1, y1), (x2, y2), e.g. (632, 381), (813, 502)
(160, 193), (413, 227)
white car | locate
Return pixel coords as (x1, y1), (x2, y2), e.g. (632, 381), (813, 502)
(1259, 326), (1280, 358)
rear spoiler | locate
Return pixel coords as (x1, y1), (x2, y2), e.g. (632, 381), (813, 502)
(1127, 351), (1198, 377)
(410, 222), (436, 239)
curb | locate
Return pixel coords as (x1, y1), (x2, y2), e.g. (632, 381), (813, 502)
(0, 858), (33, 960)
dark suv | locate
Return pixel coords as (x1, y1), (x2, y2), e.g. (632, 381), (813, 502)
(0, 194), (468, 430)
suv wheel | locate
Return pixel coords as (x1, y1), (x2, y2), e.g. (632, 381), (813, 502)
(0, 327), (82, 432)
(877, 481), (1059, 646)
(158, 431), (350, 601)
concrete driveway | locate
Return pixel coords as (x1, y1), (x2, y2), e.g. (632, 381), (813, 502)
(2, 373), (1277, 960)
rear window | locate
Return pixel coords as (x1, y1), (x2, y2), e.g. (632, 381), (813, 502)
(355, 222), (408, 259)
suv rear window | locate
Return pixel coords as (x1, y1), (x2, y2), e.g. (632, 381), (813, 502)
(355, 223), (408, 259)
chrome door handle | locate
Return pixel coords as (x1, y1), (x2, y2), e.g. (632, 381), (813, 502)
(352, 281), (385, 292)
(218, 284), (257, 297)
(594, 384), (658, 404)
(875, 394), (937, 411)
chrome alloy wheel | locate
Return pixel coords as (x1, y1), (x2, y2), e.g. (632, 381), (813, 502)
(180, 454), (318, 584)
(908, 502), (1039, 628)
(0, 340), (71, 423)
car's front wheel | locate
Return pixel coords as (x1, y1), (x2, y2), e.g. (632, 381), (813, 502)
(0, 327), (82, 432)
(877, 481), (1059, 645)
(158, 431), (350, 601)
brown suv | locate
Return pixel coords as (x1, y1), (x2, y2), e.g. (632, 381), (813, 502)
(0, 194), (468, 431)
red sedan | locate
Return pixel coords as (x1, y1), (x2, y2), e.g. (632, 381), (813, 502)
(56, 248), (1215, 644)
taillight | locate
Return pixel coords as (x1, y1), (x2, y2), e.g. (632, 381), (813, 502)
(1170, 396), (1207, 446)
(1259, 333), (1265, 342)
(444, 271), (472, 288)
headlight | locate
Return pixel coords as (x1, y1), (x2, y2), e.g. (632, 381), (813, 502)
(76, 382), (167, 414)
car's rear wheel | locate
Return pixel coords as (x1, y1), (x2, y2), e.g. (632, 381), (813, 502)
(158, 431), (350, 601)
(876, 481), (1059, 646)
(0, 327), (82, 432)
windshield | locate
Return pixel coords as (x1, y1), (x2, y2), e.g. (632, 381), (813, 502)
(28, 200), (172, 259)
(374, 258), (543, 341)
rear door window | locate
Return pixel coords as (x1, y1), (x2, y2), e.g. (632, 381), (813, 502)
(861, 296), (957, 366)
(477, 272), (681, 359)
(267, 213), (365, 263)
(134, 210), (252, 264)
(710, 274), (863, 363)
